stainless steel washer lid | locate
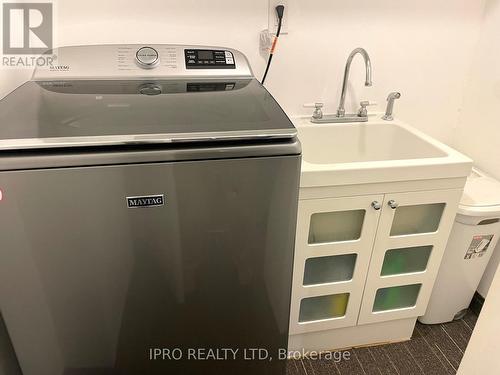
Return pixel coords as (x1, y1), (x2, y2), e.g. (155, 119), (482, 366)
(0, 78), (296, 151)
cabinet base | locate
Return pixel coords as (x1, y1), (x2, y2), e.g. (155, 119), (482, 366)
(288, 318), (416, 354)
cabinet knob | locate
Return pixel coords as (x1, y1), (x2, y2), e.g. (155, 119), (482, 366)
(371, 201), (382, 210)
(388, 200), (399, 209)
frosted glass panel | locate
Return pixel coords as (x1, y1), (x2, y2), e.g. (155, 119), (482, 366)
(308, 210), (365, 244)
(373, 284), (421, 312)
(390, 203), (445, 236)
(299, 293), (350, 322)
(303, 254), (357, 285)
(381, 246), (433, 276)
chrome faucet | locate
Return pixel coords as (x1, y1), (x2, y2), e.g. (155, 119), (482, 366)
(308, 48), (373, 124)
(382, 92), (401, 121)
(337, 48), (372, 117)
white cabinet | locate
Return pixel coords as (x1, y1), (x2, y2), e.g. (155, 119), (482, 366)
(289, 194), (383, 334)
(358, 189), (462, 324)
(289, 188), (462, 335)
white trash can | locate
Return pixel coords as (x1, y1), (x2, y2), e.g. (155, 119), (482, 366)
(419, 168), (500, 324)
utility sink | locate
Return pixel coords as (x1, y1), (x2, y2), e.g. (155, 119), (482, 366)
(298, 122), (446, 164)
(293, 116), (472, 187)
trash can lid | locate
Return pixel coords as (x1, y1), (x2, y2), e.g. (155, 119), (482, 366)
(458, 168), (500, 217)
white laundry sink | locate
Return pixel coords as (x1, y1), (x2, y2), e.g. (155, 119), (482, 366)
(293, 116), (472, 187)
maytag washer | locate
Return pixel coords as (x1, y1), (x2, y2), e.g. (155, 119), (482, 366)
(0, 44), (301, 375)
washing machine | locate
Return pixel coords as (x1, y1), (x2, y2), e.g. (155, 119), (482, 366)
(0, 44), (301, 375)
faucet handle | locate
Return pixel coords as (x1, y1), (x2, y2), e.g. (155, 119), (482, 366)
(304, 102), (324, 120)
(358, 100), (377, 117)
(303, 102), (324, 109)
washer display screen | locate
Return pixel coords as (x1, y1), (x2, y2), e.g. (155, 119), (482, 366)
(197, 50), (214, 60)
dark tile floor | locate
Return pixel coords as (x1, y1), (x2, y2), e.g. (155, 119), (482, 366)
(287, 310), (478, 375)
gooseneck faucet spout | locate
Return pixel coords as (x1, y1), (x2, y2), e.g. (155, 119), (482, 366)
(337, 48), (372, 117)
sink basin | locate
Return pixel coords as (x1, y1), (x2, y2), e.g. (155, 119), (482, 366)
(293, 117), (472, 187)
(298, 122), (446, 164)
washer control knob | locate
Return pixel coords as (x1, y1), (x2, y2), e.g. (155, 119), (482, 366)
(139, 83), (162, 96)
(136, 46), (159, 69)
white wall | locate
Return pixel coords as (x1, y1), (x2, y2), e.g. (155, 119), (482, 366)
(458, 261), (500, 375)
(452, 0), (500, 297)
(0, 0), (486, 145)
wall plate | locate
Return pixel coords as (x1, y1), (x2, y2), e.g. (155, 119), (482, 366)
(268, 0), (289, 35)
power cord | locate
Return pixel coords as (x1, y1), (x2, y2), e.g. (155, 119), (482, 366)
(261, 5), (285, 85)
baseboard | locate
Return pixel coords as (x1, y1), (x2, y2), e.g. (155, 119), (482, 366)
(288, 318), (417, 354)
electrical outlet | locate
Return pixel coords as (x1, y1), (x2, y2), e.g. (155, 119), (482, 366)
(268, 0), (289, 35)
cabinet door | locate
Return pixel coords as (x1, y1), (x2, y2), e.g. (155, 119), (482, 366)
(289, 194), (383, 334)
(358, 189), (462, 325)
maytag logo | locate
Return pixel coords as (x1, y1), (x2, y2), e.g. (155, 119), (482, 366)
(49, 64), (69, 71)
(127, 194), (165, 209)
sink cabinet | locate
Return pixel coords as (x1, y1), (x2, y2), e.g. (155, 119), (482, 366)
(358, 189), (461, 324)
(289, 185), (462, 342)
(290, 194), (383, 334)
(289, 117), (472, 352)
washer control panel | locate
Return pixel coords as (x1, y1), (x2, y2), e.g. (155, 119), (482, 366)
(184, 49), (235, 69)
(32, 45), (251, 80)
(135, 46), (160, 69)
